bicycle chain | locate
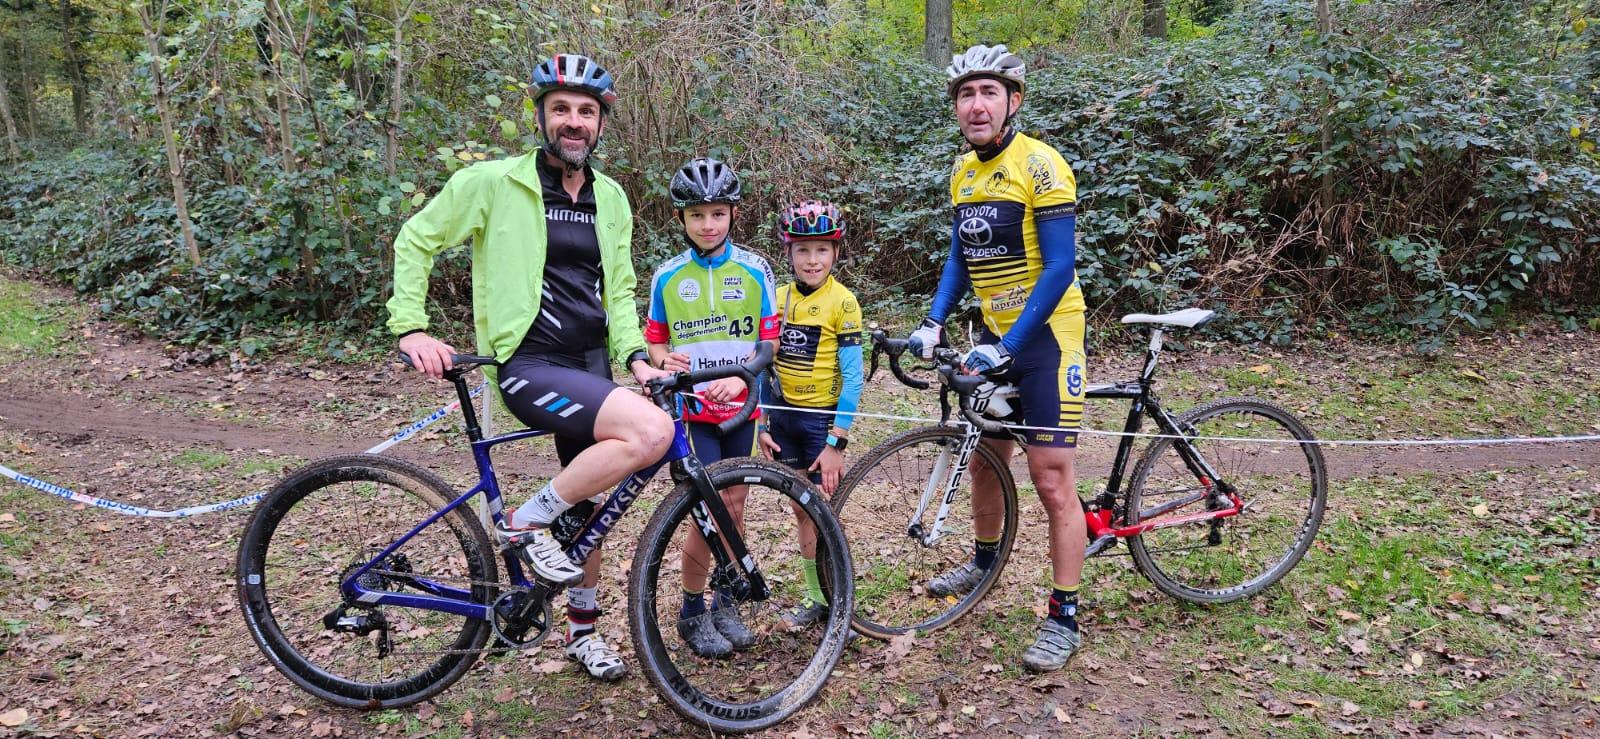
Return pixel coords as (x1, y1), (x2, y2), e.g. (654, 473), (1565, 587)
(354, 568), (556, 657)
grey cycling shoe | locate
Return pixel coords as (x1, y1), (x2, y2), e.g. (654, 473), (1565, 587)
(780, 600), (829, 630)
(1021, 619), (1082, 673)
(927, 562), (985, 597)
(711, 606), (756, 650)
(677, 612), (734, 658)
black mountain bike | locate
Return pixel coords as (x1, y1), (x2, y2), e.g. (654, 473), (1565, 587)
(833, 308), (1327, 639)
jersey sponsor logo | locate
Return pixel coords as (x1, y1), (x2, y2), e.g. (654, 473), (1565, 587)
(807, 304), (821, 316)
(671, 313), (730, 340)
(722, 276), (743, 287)
(965, 169), (976, 179)
(546, 207), (596, 224)
(677, 278), (701, 301)
(960, 186), (974, 197)
(842, 320), (858, 330)
(964, 245), (1011, 259)
(984, 167), (1012, 197)
(988, 285), (1028, 313)
(1027, 153), (1058, 195)
(782, 327), (810, 348)
(958, 217), (994, 247)
(721, 289), (745, 301)
(1066, 364), (1084, 395)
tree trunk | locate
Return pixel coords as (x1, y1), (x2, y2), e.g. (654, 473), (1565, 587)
(1143, 0), (1167, 39)
(0, 59), (22, 160)
(385, 0), (409, 176)
(922, 0), (952, 66)
(61, 0), (90, 133)
(1317, 0), (1334, 215)
(137, 0), (202, 267)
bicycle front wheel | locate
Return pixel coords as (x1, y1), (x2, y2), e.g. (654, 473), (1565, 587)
(1126, 398), (1327, 604)
(236, 454), (496, 708)
(832, 426), (1018, 640)
(629, 458), (853, 734)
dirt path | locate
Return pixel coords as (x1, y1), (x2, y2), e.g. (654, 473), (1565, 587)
(1, 304), (1596, 738)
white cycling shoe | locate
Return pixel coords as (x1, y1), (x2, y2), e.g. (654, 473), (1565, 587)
(565, 632), (627, 682)
(495, 523), (584, 586)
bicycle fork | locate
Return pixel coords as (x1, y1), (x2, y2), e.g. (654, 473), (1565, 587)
(675, 457), (772, 603)
(907, 431), (983, 547)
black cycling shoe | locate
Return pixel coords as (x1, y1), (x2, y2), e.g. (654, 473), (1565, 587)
(677, 612), (733, 658)
(711, 607), (756, 650)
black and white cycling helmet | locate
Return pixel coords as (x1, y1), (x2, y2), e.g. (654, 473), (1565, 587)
(669, 157), (742, 209)
(946, 44), (1026, 98)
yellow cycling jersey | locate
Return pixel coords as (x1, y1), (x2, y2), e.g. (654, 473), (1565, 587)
(773, 276), (862, 408)
(949, 132), (1086, 336)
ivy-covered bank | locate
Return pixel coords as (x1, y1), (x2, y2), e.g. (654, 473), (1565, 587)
(1, 1), (1595, 353)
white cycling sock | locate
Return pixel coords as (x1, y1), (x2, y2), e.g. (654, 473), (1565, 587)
(511, 481), (572, 528)
(567, 586), (599, 612)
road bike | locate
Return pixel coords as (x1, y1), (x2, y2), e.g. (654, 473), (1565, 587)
(236, 343), (853, 733)
(834, 308), (1326, 639)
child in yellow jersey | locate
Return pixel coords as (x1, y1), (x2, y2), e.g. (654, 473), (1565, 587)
(757, 200), (864, 628)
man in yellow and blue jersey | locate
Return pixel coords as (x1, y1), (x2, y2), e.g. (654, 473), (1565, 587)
(907, 44), (1089, 673)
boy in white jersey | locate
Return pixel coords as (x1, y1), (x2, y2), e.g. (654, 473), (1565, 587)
(645, 157), (780, 657)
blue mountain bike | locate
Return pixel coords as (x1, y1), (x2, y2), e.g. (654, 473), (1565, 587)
(235, 344), (853, 733)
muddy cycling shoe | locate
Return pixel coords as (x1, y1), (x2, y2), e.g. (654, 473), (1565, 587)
(1021, 619), (1082, 673)
(711, 607), (756, 651)
(780, 600), (829, 630)
(566, 632), (627, 681)
(677, 612), (734, 658)
(494, 523), (583, 586)
(927, 562), (985, 597)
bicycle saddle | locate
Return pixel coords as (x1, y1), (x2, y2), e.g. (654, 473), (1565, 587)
(1119, 308), (1216, 329)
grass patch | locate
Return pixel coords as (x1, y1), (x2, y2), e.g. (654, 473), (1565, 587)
(1086, 470), (1597, 734)
(172, 449), (229, 471)
(0, 276), (83, 355)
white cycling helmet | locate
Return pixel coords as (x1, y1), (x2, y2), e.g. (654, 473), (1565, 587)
(946, 44), (1026, 99)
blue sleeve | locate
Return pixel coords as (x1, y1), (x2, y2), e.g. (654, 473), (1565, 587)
(999, 212), (1077, 354)
(833, 345), (864, 432)
(928, 226), (970, 323)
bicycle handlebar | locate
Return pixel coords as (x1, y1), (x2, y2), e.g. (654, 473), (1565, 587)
(866, 329), (1012, 434)
(649, 341), (775, 435)
(867, 329), (930, 390)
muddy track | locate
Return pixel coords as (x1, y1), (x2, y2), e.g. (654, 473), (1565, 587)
(3, 383), (1591, 487)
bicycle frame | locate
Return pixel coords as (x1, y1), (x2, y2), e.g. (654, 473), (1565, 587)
(337, 372), (769, 620)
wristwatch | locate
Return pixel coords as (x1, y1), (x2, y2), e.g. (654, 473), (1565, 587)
(825, 434), (848, 452)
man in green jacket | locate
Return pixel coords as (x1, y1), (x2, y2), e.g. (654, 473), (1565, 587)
(387, 53), (671, 682)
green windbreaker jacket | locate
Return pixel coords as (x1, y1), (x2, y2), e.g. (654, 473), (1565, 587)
(385, 152), (647, 369)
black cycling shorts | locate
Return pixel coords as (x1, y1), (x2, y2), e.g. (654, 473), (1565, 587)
(498, 347), (618, 466)
(687, 420), (756, 467)
(766, 405), (833, 484)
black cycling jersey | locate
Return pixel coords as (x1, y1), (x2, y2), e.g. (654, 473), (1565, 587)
(519, 157), (607, 352)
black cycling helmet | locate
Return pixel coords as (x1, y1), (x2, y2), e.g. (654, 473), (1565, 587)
(669, 157), (742, 209)
(531, 54), (619, 112)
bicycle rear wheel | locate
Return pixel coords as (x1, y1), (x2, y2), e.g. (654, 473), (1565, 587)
(831, 426), (1018, 639)
(629, 458), (852, 734)
(1126, 398), (1327, 603)
(236, 454), (496, 708)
